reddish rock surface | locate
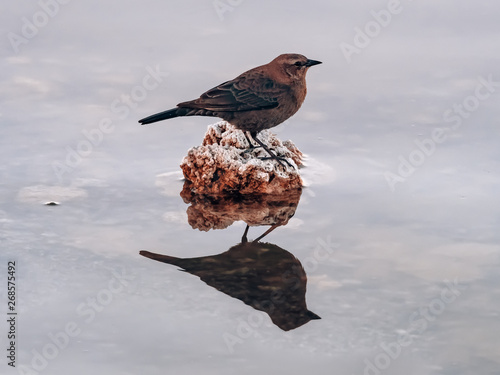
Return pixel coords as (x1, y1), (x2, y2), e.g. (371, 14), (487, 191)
(180, 121), (303, 195)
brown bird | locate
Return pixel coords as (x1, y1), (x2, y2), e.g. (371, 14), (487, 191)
(139, 53), (321, 167)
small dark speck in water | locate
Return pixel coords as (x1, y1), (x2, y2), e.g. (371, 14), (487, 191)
(45, 201), (60, 206)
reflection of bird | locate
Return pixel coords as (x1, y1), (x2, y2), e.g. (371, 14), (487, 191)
(140, 226), (320, 331)
(139, 54), (321, 166)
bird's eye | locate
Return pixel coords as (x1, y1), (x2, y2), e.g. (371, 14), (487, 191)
(294, 61), (302, 67)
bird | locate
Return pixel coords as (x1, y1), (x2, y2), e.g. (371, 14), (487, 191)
(139, 53), (321, 167)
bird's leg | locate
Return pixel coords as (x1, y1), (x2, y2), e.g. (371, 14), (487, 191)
(242, 223), (281, 243)
(249, 132), (295, 169)
(241, 224), (250, 243)
(252, 224), (281, 243)
(241, 131), (263, 153)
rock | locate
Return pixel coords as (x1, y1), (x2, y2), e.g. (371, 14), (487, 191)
(180, 121), (303, 195)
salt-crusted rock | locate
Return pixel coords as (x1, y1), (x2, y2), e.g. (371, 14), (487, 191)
(180, 184), (302, 231)
(180, 121), (303, 195)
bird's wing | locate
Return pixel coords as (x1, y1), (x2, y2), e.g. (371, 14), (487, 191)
(177, 72), (283, 112)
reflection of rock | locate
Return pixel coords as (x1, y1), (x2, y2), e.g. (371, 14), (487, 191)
(180, 186), (302, 231)
(180, 121), (303, 195)
(140, 227), (320, 331)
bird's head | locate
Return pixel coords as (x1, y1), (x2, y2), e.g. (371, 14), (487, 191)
(271, 53), (322, 82)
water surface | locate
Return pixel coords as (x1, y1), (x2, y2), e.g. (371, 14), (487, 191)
(2, 1), (500, 374)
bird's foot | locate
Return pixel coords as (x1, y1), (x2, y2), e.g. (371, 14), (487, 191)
(258, 155), (295, 169)
(245, 131), (295, 169)
(241, 145), (263, 154)
(240, 147), (295, 169)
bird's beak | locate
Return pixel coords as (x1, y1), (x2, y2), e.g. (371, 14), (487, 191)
(304, 59), (322, 67)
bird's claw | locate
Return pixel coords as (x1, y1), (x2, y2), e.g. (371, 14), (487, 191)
(258, 156), (295, 169)
(244, 131), (295, 169)
(240, 145), (263, 154)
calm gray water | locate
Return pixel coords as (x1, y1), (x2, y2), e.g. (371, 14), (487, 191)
(2, 1), (500, 374)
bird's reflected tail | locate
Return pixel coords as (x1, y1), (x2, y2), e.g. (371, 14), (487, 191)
(139, 250), (179, 263)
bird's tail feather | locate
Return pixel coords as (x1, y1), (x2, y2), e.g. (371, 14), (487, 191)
(139, 250), (179, 265)
(139, 108), (180, 125)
